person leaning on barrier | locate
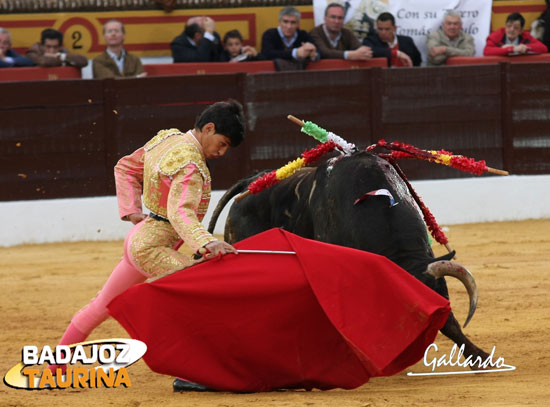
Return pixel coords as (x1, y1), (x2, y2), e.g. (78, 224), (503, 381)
(93, 19), (146, 79)
(170, 16), (222, 63)
(0, 27), (34, 68)
(309, 3), (372, 60)
(26, 28), (87, 68)
(219, 30), (261, 62)
(531, 1), (550, 50)
(363, 12), (421, 67)
(426, 10), (475, 66)
(261, 6), (320, 70)
(484, 12), (548, 56)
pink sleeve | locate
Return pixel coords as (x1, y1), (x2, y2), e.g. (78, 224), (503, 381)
(114, 147), (145, 219)
(166, 164), (217, 252)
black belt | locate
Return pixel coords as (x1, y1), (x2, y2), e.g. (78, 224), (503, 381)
(149, 212), (169, 223)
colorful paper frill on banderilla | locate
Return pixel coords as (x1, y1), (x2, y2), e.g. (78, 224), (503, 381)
(248, 141), (336, 195)
(377, 139), (489, 175)
(301, 121), (356, 155)
(369, 141), (451, 247)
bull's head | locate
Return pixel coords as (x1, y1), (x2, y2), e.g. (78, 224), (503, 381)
(425, 261), (478, 328)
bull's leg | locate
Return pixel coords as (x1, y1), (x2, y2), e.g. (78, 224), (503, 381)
(440, 312), (490, 365)
(430, 277), (490, 367)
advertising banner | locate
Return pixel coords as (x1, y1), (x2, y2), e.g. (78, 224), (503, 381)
(313, 0), (492, 63)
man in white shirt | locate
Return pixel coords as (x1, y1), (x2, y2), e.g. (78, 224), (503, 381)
(92, 19), (146, 78)
(261, 7), (320, 63)
(309, 3), (372, 60)
(426, 10), (475, 66)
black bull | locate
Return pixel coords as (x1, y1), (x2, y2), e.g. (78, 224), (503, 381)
(208, 151), (489, 362)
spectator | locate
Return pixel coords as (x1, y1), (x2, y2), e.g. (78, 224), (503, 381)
(363, 12), (421, 67)
(484, 12), (547, 56)
(0, 27), (34, 68)
(309, 3), (372, 60)
(92, 19), (146, 79)
(531, 0), (550, 49)
(26, 28), (87, 68)
(261, 6), (319, 70)
(426, 10), (475, 66)
(220, 30), (260, 62)
(171, 16), (222, 63)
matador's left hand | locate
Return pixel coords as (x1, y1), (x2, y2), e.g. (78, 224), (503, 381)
(126, 213), (147, 224)
(203, 241), (237, 258)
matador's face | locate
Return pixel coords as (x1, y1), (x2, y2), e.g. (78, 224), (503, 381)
(202, 134), (231, 159)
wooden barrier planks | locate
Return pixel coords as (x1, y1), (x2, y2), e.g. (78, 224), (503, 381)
(1, 63), (550, 202)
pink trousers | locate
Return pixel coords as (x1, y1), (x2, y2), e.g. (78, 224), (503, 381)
(49, 220), (185, 374)
(55, 220), (168, 347)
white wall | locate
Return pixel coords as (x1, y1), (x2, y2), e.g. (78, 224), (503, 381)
(411, 175), (550, 225)
(1, 175), (548, 247)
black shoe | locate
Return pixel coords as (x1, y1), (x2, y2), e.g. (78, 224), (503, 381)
(173, 378), (215, 392)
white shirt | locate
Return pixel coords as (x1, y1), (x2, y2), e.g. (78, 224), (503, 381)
(106, 48), (125, 74)
(277, 26), (300, 60)
(505, 36), (520, 46)
(322, 24), (351, 60)
(385, 35), (398, 49)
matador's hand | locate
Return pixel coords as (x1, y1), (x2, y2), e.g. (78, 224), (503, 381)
(126, 213), (147, 224)
(203, 241), (237, 258)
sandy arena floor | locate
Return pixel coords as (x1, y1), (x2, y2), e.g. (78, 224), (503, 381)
(1, 219), (549, 406)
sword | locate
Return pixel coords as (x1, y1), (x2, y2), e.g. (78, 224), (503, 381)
(154, 249), (297, 282)
(236, 250), (296, 255)
(194, 248), (296, 259)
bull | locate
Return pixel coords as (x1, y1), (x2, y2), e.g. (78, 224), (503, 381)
(208, 151), (489, 362)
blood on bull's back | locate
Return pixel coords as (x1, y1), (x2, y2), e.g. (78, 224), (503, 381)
(303, 152), (434, 275)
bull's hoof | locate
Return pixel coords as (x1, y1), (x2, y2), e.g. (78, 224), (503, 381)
(470, 350), (492, 371)
(173, 378), (215, 392)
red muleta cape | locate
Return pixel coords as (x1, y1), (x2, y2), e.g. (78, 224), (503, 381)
(108, 228), (450, 392)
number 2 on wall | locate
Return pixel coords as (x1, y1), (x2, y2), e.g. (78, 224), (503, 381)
(72, 31), (83, 49)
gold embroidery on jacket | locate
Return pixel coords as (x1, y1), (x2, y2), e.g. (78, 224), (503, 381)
(129, 218), (193, 276)
(159, 145), (209, 181)
(126, 129), (218, 277)
(142, 130), (211, 222)
(144, 128), (184, 152)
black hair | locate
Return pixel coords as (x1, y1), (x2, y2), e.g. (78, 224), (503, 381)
(223, 29), (243, 44)
(41, 28), (63, 45)
(195, 100), (245, 147)
(506, 12), (525, 28)
(184, 23), (203, 38)
(377, 12), (396, 26)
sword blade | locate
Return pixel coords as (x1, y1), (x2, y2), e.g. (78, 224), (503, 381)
(236, 250), (296, 255)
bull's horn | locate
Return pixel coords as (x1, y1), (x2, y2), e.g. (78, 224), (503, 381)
(425, 260), (478, 328)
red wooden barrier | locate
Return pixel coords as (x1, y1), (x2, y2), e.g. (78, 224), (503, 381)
(0, 66), (82, 82)
(2, 63), (550, 201)
(0, 59), (388, 83)
(447, 54), (550, 66)
(145, 61), (276, 76)
(307, 58), (388, 70)
(144, 58), (388, 77)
